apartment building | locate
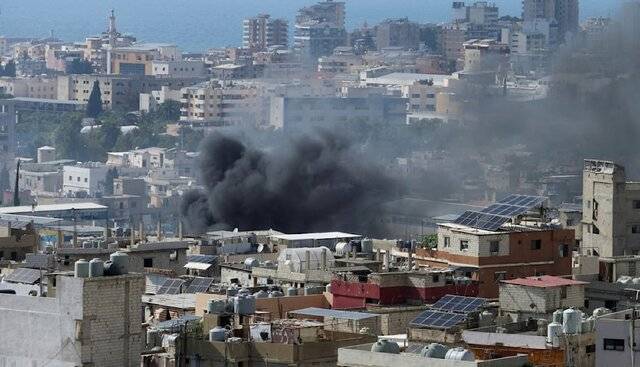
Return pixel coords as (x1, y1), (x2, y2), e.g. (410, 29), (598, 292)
(0, 100), (16, 187)
(0, 77), (58, 99)
(151, 59), (206, 78)
(180, 81), (266, 126)
(375, 18), (421, 50)
(581, 159), (640, 257)
(62, 162), (109, 197)
(522, 0), (579, 43)
(110, 43), (180, 75)
(269, 95), (408, 129)
(243, 14), (288, 51)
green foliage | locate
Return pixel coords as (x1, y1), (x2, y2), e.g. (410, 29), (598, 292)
(86, 81), (103, 118)
(66, 58), (93, 75)
(0, 60), (16, 77)
(421, 234), (438, 249)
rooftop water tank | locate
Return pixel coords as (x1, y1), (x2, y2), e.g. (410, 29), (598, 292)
(593, 307), (611, 317)
(552, 309), (564, 324)
(209, 326), (227, 342)
(74, 259), (89, 278)
(109, 251), (129, 275)
(335, 242), (352, 256)
(234, 294), (256, 315)
(238, 288), (251, 296)
(581, 318), (594, 333)
(479, 310), (494, 328)
(370, 340), (400, 354)
(420, 343), (449, 359)
(547, 322), (562, 347)
(445, 348), (475, 361)
(263, 260), (275, 268)
(537, 318), (549, 336)
(325, 284), (332, 293)
(563, 308), (581, 334)
(207, 300), (227, 314)
(633, 277), (640, 285)
(254, 290), (269, 298)
(226, 288), (238, 297)
(287, 287), (298, 296)
(88, 258), (104, 277)
(268, 291), (283, 298)
(244, 258), (259, 269)
(618, 276), (632, 284)
(361, 238), (373, 253)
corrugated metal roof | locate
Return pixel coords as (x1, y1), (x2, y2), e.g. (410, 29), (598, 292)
(271, 232), (361, 241)
(290, 307), (377, 320)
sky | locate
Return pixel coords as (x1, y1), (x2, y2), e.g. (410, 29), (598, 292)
(0, 0), (621, 51)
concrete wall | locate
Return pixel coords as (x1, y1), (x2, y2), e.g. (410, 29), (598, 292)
(0, 273), (144, 367)
(499, 284), (585, 317)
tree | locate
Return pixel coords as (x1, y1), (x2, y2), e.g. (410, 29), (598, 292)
(156, 100), (181, 121)
(53, 115), (84, 160)
(3, 60), (16, 77)
(86, 81), (103, 118)
(66, 58), (93, 75)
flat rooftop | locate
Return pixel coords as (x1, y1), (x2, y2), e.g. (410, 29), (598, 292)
(502, 275), (587, 288)
(0, 202), (107, 214)
(270, 232), (361, 241)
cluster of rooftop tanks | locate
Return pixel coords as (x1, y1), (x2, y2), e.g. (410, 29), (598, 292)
(73, 251), (130, 277)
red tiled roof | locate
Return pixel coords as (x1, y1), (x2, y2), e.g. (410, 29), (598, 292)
(501, 275), (588, 288)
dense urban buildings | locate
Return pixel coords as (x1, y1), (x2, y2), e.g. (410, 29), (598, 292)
(5, 0), (640, 366)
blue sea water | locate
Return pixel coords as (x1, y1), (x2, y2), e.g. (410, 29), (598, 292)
(0, 0), (619, 52)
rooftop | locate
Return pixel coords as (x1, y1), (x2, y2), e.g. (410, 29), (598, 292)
(290, 307), (378, 321)
(0, 202), (107, 215)
(270, 232), (361, 241)
(364, 72), (449, 87)
(501, 275), (587, 288)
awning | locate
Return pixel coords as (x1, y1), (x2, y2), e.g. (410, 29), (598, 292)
(184, 262), (212, 270)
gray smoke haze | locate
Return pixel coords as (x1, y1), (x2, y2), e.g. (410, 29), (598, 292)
(181, 129), (398, 235)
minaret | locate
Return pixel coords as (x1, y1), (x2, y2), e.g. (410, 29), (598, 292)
(106, 9), (117, 74)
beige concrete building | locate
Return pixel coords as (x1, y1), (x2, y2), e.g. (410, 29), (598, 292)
(243, 14), (289, 51)
(581, 159), (640, 257)
(0, 77), (58, 99)
(110, 43), (179, 75)
(0, 272), (144, 366)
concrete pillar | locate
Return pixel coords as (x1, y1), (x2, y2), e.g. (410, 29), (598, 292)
(351, 248), (357, 260)
(139, 220), (145, 242)
(376, 249), (381, 261)
(156, 220), (162, 241)
(384, 251), (390, 270)
(408, 250), (413, 270)
(321, 248), (327, 270)
(305, 250), (311, 271)
(178, 220), (183, 240)
(72, 231), (78, 248)
(57, 230), (64, 248)
(130, 220), (136, 247)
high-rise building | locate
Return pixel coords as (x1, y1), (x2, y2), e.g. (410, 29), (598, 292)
(522, 0), (579, 43)
(0, 100), (16, 192)
(375, 18), (421, 50)
(294, 1), (347, 65)
(243, 14), (288, 51)
(581, 159), (640, 257)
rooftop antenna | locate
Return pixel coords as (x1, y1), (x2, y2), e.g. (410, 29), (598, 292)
(13, 160), (20, 206)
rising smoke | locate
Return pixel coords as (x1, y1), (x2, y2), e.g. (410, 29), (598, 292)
(181, 129), (398, 235)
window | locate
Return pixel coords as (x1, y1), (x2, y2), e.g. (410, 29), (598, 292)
(632, 225), (640, 234)
(460, 240), (469, 251)
(68, 175), (72, 181)
(84, 178), (88, 183)
(593, 225), (600, 234)
(559, 244), (570, 257)
(443, 236), (451, 247)
(603, 338), (625, 351)
(586, 344), (596, 353)
(560, 286), (567, 299)
(634, 200), (640, 209)
(432, 274), (440, 283)
(77, 177), (80, 182)
(494, 271), (506, 281)
(531, 239), (542, 250)
(490, 241), (499, 254)
(566, 219), (574, 226)
(593, 199), (599, 221)
(143, 258), (153, 268)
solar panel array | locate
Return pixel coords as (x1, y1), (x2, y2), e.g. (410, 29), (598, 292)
(453, 195), (546, 231)
(184, 277), (214, 293)
(453, 211), (510, 231)
(24, 254), (50, 269)
(156, 279), (185, 295)
(409, 310), (466, 329)
(187, 255), (217, 264)
(4, 268), (42, 284)
(431, 295), (487, 313)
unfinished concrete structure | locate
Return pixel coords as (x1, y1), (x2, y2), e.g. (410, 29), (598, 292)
(582, 159), (640, 257)
(0, 272), (144, 366)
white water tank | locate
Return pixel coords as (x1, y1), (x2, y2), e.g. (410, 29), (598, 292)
(268, 290), (283, 298)
(74, 259), (89, 278)
(421, 343), (449, 358)
(234, 294), (256, 315)
(479, 311), (494, 327)
(325, 284), (332, 293)
(445, 348), (475, 361)
(593, 307), (611, 317)
(244, 258), (259, 269)
(335, 242), (352, 256)
(207, 300), (227, 314)
(109, 251), (129, 274)
(361, 238), (374, 253)
(370, 340), (400, 354)
(563, 308), (581, 334)
(552, 309), (564, 324)
(547, 322), (563, 347)
(88, 258), (104, 277)
(146, 329), (160, 347)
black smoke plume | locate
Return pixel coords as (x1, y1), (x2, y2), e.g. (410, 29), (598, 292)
(181, 129), (398, 235)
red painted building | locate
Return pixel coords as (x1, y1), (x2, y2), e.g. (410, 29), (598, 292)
(330, 270), (479, 309)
